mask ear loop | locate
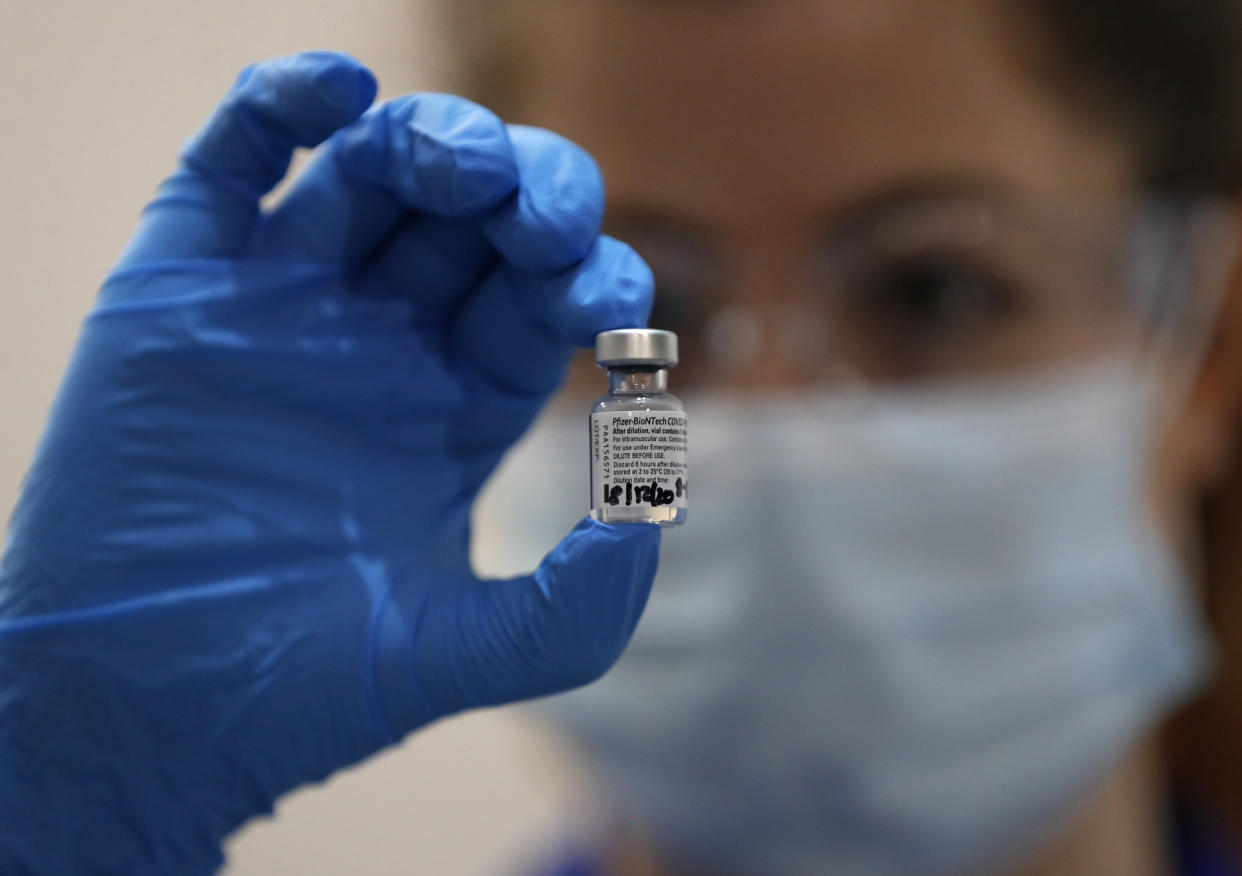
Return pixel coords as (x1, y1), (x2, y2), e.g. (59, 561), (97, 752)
(1119, 200), (1242, 578)
(1119, 204), (1240, 686)
(1130, 200), (1240, 417)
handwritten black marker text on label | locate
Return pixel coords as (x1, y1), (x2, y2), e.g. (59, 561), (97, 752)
(603, 478), (688, 507)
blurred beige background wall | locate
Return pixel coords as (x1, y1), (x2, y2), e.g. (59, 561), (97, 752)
(0, 2), (578, 874)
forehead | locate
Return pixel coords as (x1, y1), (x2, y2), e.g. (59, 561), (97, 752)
(511, 0), (1133, 233)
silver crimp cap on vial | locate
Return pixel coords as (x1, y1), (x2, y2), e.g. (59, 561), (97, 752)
(595, 329), (679, 368)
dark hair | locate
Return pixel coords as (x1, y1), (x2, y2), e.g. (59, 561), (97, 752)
(1022, 0), (1242, 191)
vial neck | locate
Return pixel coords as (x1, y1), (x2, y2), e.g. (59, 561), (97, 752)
(609, 367), (669, 394)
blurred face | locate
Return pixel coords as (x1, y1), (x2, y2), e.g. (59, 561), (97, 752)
(483, 5), (1241, 871)
(508, 0), (1237, 523)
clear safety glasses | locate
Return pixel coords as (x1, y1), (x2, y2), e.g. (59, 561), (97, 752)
(632, 196), (1240, 393)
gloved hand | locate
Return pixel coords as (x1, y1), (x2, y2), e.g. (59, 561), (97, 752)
(0, 51), (659, 876)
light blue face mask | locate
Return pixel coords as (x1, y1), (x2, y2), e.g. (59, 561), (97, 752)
(477, 359), (1210, 876)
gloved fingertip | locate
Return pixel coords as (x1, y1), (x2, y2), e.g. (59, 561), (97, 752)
(568, 516), (663, 555)
(310, 56), (378, 114)
(446, 141), (523, 215)
(482, 126), (605, 272)
(586, 236), (656, 339)
(545, 516), (662, 597)
(406, 94), (519, 213)
(524, 236), (655, 347)
(521, 517), (661, 688)
(389, 515), (663, 718)
(340, 93), (520, 215)
(232, 52), (378, 141)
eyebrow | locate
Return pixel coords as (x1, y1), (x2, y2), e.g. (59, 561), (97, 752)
(606, 175), (1024, 243)
(818, 175), (1023, 240)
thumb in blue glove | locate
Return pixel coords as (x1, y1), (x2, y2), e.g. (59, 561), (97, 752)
(0, 50), (659, 876)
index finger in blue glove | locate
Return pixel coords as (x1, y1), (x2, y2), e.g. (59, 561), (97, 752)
(479, 125), (605, 273)
(353, 126), (604, 325)
(449, 236), (655, 396)
(250, 93), (519, 263)
(364, 215), (497, 328)
(114, 52), (378, 267)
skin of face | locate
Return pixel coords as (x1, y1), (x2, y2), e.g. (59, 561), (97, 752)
(494, 0), (1242, 872)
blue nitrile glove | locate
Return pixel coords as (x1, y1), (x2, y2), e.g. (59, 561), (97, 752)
(0, 51), (659, 876)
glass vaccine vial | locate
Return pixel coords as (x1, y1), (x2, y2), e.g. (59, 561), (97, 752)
(589, 329), (688, 526)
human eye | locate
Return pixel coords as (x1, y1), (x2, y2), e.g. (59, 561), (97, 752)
(844, 250), (1021, 336)
(822, 243), (1035, 382)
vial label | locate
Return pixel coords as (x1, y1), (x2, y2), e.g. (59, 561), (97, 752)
(591, 411), (689, 512)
